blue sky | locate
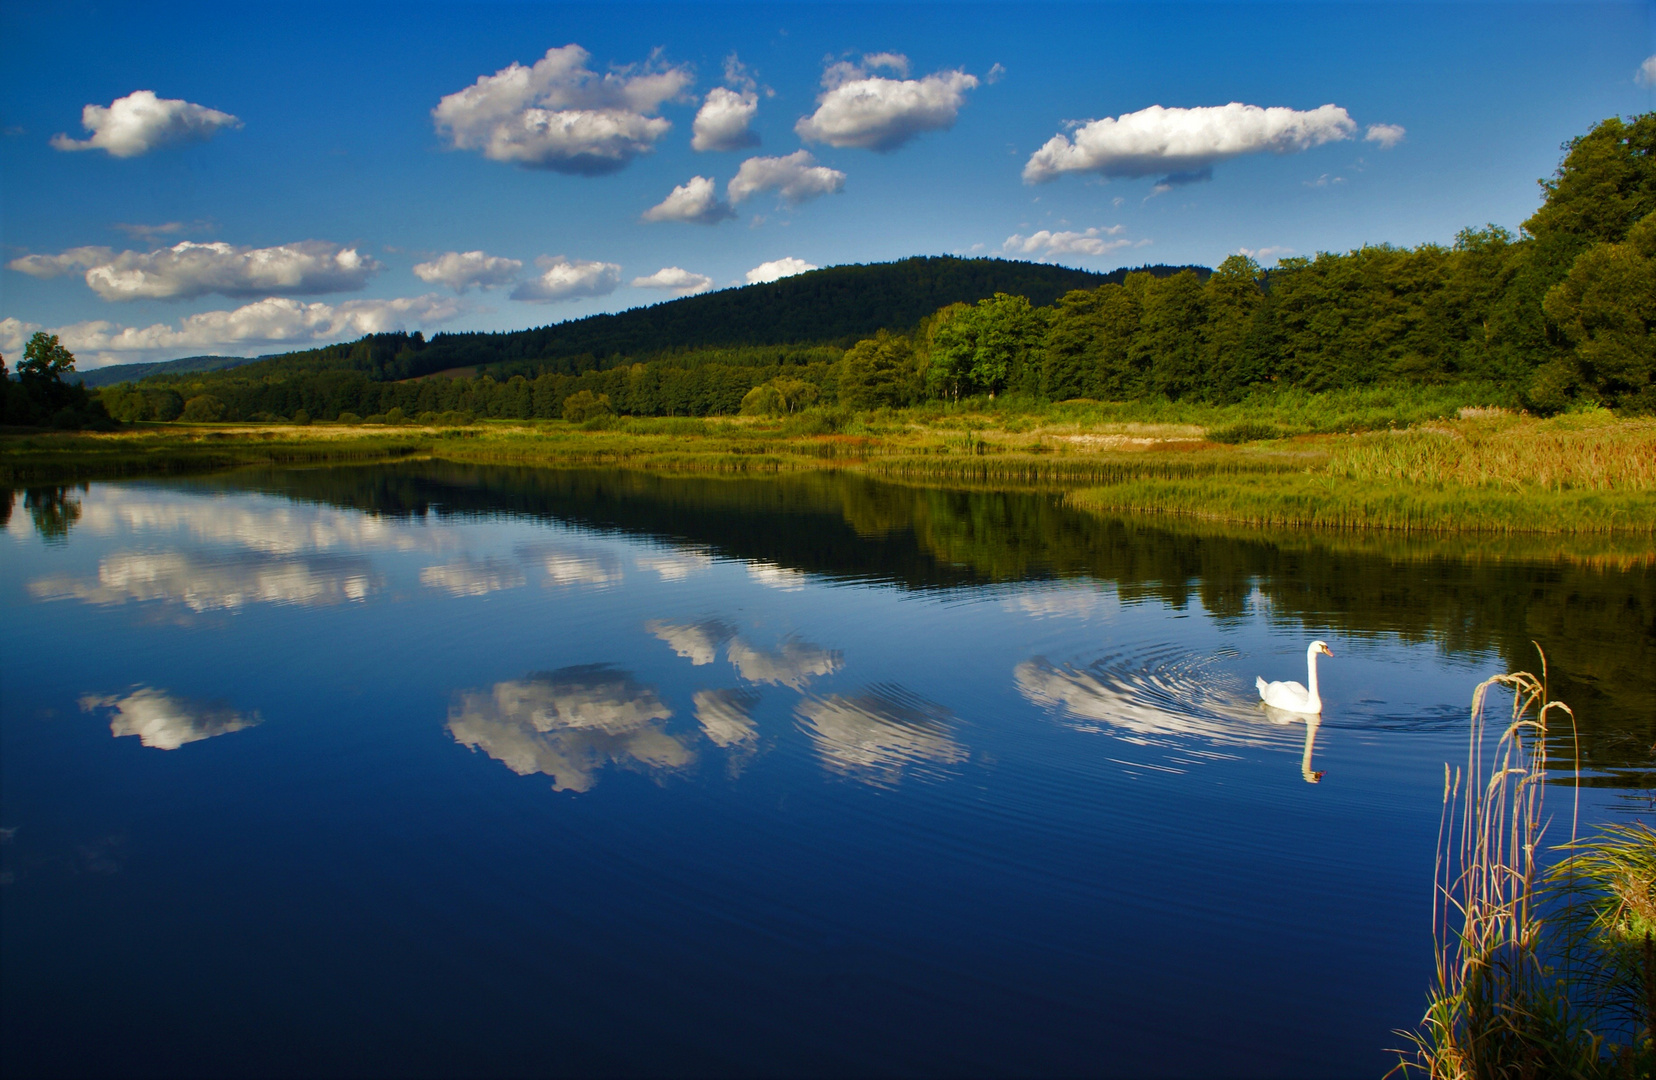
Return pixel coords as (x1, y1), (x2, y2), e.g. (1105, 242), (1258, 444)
(2, 1), (1652, 367)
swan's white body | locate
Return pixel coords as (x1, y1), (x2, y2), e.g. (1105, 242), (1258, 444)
(1256, 640), (1333, 715)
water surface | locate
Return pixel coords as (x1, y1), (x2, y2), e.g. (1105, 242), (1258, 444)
(2, 466), (1650, 1077)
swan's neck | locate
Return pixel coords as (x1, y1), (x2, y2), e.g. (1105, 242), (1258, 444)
(1305, 647), (1322, 708)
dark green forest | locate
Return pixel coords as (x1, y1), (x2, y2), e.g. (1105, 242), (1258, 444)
(53, 113), (1656, 426)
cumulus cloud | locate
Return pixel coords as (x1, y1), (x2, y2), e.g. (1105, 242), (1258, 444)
(412, 250), (523, 292)
(1637, 55), (1656, 87)
(630, 267), (714, 295)
(744, 258), (818, 285)
(1238, 245), (1295, 264)
(727, 150), (846, 205)
(796, 54), (978, 152)
(447, 666), (690, 793)
(1, 294), (464, 367)
(509, 256), (622, 302)
(1363, 122), (1406, 149)
(51, 90), (240, 158)
(642, 175), (735, 224)
(432, 44), (690, 174)
(692, 87), (760, 152)
(8, 240), (381, 301)
(1003, 226), (1130, 259)
(81, 687), (261, 750)
(1022, 102), (1357, 185)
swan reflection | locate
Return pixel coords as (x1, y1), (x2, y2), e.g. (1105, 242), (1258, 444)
(1262, 704), (1327, 783)
(447, 665), (691, 792)
(80, 687), (261, 750)
(796, 686), (966, 786)
(694, 688), (760, 748)
(30, 551), (378, 610)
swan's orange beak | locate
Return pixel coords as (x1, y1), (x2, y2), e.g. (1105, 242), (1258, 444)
(1320, 644), (1334, 657)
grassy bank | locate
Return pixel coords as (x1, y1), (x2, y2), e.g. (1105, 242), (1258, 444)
(3, 399), (1653, 535)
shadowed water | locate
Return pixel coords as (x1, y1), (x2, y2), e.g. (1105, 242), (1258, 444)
(1, 466), (1650, 1077)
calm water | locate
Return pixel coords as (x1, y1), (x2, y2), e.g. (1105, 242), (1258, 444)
(2, 465), (1651, 1078)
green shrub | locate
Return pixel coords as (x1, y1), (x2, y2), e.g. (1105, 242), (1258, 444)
(180, 394), (226, 423)
(562, 390), (613, 422)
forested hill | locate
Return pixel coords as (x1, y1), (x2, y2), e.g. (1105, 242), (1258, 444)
(77, 354), (266, 389)
(300, 257), (1207, 381)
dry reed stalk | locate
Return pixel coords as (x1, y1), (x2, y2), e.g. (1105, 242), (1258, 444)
(1393, 647), (1604, 1079)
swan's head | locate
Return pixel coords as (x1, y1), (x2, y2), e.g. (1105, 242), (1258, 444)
(1310, 640), (1333, 657)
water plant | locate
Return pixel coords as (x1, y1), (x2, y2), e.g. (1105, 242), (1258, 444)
(1393, 650), (1654, 1078)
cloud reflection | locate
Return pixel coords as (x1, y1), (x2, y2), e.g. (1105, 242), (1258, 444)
(447, 665), (692, 792)
(420, 558), (526, 596)
(1014, 655), (1280, 749)
(636, 551), (714, 580)
(80, 686), (262, 750)
(728, 636), (842, 689)
(30, 551), (378, 610)
(648, 619), (736, 665)
(694, 688), (760, 747)
(520, 544), (622, 588)
(795, 685), (966, 786)
(75, 488), (434, 555)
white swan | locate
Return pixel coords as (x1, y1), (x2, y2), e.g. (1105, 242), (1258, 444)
(1257, 640), (1333, 715)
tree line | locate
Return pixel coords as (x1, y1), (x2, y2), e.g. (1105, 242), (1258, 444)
(21, 112), (1656, 427)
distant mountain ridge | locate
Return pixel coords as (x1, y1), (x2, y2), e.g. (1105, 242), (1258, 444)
(77, 354), (268, 388)
(390, 256), (1210, 380)
(201, 256), (1211, 384)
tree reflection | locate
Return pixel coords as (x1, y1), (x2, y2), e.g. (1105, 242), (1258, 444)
(24, 486), (83, 542)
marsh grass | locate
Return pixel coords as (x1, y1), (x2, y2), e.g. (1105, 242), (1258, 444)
(1395, 652), (1654, 1078)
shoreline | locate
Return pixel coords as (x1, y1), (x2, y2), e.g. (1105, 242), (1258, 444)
(3, 411), (1653, 538)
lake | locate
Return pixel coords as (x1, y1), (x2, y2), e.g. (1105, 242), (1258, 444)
(2, 464), (1651, 1077)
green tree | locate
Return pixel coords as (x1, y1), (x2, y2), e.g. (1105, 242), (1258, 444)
(18, 332), (76, 383)
(840, 332), (919, 409)
(1541, 213), (1656, 412)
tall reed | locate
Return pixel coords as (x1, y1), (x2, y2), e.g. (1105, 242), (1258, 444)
(1393, 649), (1604, 1078)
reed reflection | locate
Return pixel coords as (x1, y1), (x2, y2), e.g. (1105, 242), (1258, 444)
(80, 687), (262, 750)
(447, 665), (692, 792)
(795, 685), (966, 787)
(30, 551), (378, 610)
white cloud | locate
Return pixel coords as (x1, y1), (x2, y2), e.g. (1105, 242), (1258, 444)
(1303, 173), (1344, 188)
(1022, 102), (1357, 184)
(81, 687), (261, 750)
(796, 54), (978, 152)
(986, 62), (1006, 85)
(642, 175), (735, 224)
(1003, 226), (1130, 259)
(412, 250), (523, 292)
(2, 294), (464, 367)
(1637, 55), (1656, 87)
(1238, 246), (1295, 264)
(51, 90), (240, 158)
(630, 267), (714, 295)
(1364, 123), (1406, 150)
(432, 44), (690, 174)
(744, 257), (818, 285)
(509, 256), (621, 302)
(727, 150), (845, 205)
(692, 87), (760, 152)
(8, 240), (381, 301)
